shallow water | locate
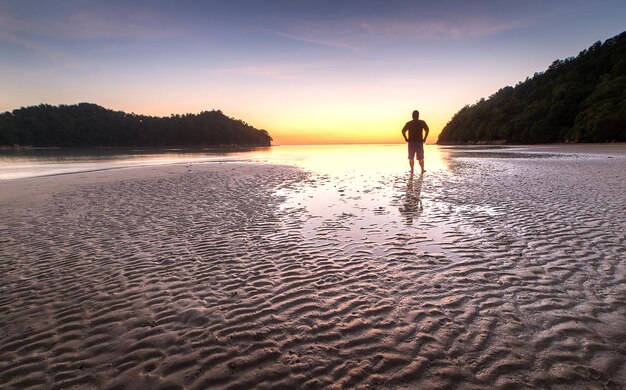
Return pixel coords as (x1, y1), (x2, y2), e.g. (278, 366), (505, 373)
(0, 144), (457, 180)
(0, 146), (273, 180)
(2, 143), (624, 180)
(272, 144), (625, 258)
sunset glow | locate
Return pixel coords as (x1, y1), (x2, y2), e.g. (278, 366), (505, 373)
(1, 1), (624, 144)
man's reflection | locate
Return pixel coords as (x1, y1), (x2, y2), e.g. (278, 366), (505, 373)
(399, 173), (423, 225)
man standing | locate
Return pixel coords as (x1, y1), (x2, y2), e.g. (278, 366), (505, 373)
(402, 110), (429, 174)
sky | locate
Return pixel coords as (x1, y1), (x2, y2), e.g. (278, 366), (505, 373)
(1, 1), (624, 144)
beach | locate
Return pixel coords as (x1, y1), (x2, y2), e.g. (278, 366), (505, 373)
(1, 146), (625, 389)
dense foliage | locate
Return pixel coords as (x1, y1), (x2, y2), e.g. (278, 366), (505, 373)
(438, 31), (626, 144)
(0, 103), (272, 147)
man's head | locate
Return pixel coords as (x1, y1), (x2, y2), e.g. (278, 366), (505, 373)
(412, 110), (420, 120)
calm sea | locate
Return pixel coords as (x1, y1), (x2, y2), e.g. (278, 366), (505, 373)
(0, 144), (448, 180)
(0, 144), (623, 181)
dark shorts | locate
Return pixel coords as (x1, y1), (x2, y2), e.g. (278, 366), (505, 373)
(408, 142), (424, 160)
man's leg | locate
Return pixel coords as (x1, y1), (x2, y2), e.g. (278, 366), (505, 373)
(408, 143), (415, 173)
(416, 143), (425, 174)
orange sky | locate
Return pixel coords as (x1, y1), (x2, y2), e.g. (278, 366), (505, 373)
(264, 115), (448, 145)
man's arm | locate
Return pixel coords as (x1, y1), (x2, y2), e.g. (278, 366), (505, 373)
(423, 122), (429, 143)
(401, 123), (409, 142)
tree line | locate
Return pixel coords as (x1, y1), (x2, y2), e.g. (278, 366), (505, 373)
(437, 31), (626, 144)
(0, 103), (272, 147)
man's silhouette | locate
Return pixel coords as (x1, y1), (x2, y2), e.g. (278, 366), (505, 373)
(402, 110), (429, 174)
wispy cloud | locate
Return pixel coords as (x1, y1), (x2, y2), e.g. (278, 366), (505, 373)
(0, 6), (179, 67)
(0, 7), (178, 46)
(56, 10), (179, 40)
(358, 16), (532, 39)
(272, 20), (360, 50)
(0, 17), (79, 65)
(210, 61), (339, 80)
(270, 15), (534, 49)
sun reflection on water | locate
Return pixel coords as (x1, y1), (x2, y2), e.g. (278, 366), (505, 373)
(0, 144), (452, 180)
(264, 144), (451, 175)
(271, 145), (456, 257)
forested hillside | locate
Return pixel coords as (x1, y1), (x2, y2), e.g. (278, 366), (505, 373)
(437, 31), (626, 144)
(0, 103), (272, 147)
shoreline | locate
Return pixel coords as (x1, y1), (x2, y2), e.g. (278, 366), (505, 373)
(0, 161), (272, 207)
(0, 144), (274, 151)
(1, 143), (624, 183)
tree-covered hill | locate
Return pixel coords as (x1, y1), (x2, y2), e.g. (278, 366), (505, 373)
(0, 103), (272, 147)
(437, 31), (626, 144)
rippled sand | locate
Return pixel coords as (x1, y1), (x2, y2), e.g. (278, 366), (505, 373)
(1, 149), (625, 389)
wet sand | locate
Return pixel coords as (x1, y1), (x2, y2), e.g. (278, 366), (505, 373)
(1, 148), (625, 389)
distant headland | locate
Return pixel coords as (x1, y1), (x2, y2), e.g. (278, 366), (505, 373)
(0, 103), (272, 148)
(437, 31), (626, 144)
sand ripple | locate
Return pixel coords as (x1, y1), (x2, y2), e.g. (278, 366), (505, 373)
(1, 154), (625, 389)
